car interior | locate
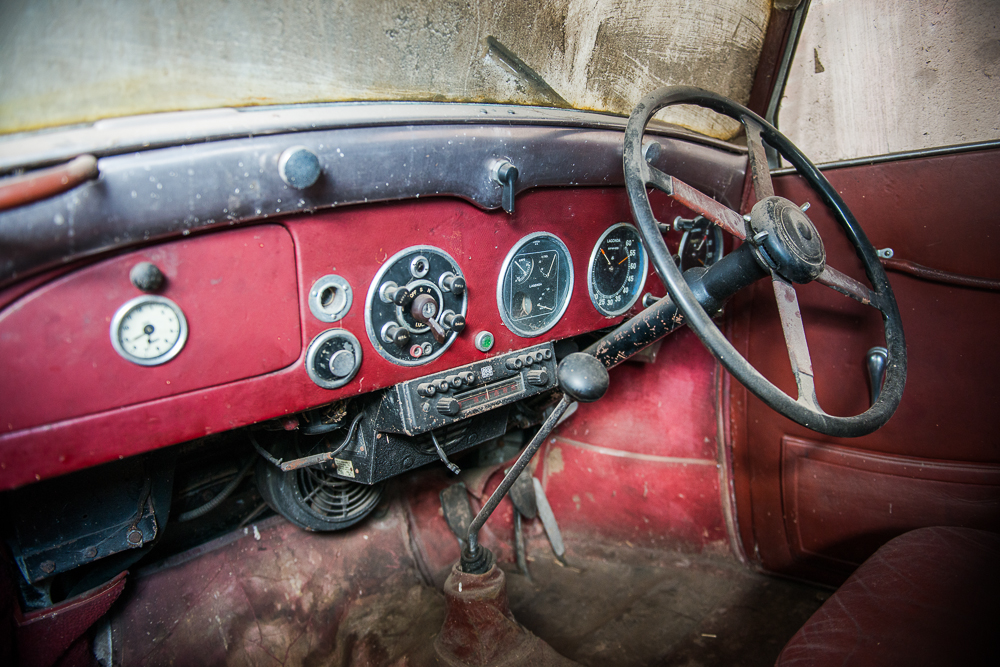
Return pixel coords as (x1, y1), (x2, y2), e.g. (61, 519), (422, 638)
(1, 1), (998, 666)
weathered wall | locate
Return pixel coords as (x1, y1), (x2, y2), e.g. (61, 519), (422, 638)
(0, 0), (769, 138)
(779, 0), (1000, 163)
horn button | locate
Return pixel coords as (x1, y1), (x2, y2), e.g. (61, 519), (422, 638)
(748, 196), (826, 283)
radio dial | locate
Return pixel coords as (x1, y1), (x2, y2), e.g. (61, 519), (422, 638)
(436, 397), (461, 416)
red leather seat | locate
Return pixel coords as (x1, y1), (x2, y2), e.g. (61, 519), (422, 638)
(775, 526), (1000, 666)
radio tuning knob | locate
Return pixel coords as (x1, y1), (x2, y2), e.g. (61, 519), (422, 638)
(526, 369), (549, 386)
(436, 397), (461, 416)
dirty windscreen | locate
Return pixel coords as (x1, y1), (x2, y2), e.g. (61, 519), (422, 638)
(0, 0), (770, 139)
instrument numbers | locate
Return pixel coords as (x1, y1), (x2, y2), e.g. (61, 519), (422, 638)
(588, 223), (648, 317)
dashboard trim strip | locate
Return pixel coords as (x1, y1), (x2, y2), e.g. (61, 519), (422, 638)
(0, 102), (744, 174)
(0, 124), (746, 289)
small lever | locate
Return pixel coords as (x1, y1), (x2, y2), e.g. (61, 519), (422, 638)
(411, 293), (448, 343)
(865, 346), (889, 406)
(492, 160), (519, 214)
(672, 214), (706, 232)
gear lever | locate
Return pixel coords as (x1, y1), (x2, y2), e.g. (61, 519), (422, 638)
(460, 353), (609, 573)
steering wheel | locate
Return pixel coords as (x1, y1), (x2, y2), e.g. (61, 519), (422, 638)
(624, 86), (906, 438)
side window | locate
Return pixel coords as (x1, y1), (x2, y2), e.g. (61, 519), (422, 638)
(778, 0), (1000, 163)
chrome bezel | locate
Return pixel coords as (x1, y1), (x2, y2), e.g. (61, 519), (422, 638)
(496, 232), (574, 338)
(409, 255), (430, 279)
(305, 329), (363, 389)
(587, 222), (649, 317)
(110, 295), (188, 366)
(364, 245), (467, 366)
(678, 223), (725, 272)
(308, 274), (353, 323)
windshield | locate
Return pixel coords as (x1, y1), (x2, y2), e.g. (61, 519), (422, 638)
(0, 0), (770, 139)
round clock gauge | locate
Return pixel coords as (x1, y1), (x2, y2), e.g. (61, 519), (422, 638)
(588, 223), (648, 317)
(110, 295), (188, 366)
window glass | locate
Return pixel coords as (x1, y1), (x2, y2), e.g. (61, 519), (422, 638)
(0, 0), (769, 139)
(779, 0), (1000, 163)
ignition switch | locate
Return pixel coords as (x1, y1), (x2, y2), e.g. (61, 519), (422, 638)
(411, 293), (448, 343)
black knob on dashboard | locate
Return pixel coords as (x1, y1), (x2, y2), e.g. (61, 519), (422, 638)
(383, 324), (410, 347)
(557, 353), (609, 403)
(447, 375), (463, 388)
(505, 357), (523, 370)
(443, 274), (466, 295)
(417, 382), (436, 397)
(380, 282), (413, 306)
(442, 312), (466, 333)
(526, 369), (549, 387)
(461, 371), (476, 385)
(436, 397), (461, 416)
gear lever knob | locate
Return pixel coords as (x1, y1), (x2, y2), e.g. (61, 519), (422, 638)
(556, 353), (609, 403)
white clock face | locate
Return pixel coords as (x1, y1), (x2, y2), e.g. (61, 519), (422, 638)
(111, 296), (188, 365)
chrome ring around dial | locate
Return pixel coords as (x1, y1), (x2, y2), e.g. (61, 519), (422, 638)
(110, 295), (188, 366)
(497, 232), (574, 338)
(588, 222), (648, 317)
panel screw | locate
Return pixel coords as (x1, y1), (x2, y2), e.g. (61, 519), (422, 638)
(84, 546), (98, 559)
(40, 560), (56, 574)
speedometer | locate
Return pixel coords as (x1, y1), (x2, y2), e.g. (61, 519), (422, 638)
(588, 223), (648, 317)
(497, 232), (573, 337)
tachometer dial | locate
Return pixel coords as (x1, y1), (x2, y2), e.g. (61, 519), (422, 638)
(498, 233), (573, 337)
(110, 295), (188, 366)
(588, 223), (648, 317)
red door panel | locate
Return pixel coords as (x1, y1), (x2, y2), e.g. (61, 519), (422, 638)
(729, 148), (1000, 584)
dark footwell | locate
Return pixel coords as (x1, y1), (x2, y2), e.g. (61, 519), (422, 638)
(109, 501), (825, 666)
(505, 544), (827, 667)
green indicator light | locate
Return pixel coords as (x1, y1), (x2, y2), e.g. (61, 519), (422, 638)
(474, 331), (495, 352)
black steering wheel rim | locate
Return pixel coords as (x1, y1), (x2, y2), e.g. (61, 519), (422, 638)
(624, 86), (906, 437)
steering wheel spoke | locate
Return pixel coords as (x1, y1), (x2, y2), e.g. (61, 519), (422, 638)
(646, 164), (747, 239)
(743, 116), (775, 201)
(817, 265), (886, 311)
(772, 276), (822, 412)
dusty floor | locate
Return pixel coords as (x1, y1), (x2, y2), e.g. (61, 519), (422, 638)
(505, 543), (827, 667)
(112, 506), (825, 666)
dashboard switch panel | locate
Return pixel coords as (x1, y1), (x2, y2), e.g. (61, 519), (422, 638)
(371, 342), (557, 436)
(365, 245), (468, 366)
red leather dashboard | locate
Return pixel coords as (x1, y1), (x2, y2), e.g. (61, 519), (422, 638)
(0, 188), (688, 490)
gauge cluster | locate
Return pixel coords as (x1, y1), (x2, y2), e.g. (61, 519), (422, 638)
(0, 191), (699, 490)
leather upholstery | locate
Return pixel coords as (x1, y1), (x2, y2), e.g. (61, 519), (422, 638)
(776, 527), (1000, 666)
